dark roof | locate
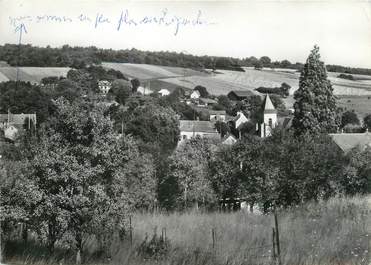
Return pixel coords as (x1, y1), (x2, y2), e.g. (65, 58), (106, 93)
(228, 90), (254, 98)
(179, 120), (217, 133)
(329, 133), (371, 153)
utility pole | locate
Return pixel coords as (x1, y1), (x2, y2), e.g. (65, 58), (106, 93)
(15, 23), (27, 83)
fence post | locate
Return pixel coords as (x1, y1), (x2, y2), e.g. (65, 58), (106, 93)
(272, 227), (276, 260)
(274, 209), (281, 265)
(211, 228), (216, 249)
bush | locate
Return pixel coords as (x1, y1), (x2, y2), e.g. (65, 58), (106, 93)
(255, 83), (291, 97)
(136, 229), (171, 260)
(337, 74), (355, 80)
(343, 124), (364, 133)
(341, 110), (360, 128)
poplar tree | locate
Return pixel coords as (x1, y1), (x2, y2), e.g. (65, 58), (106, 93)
(292, 46), (339, 135)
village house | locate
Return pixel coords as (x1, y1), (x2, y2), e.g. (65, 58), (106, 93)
(0, 113), (37, 141)
(227, 90), (254, 101)
(137, 85), (153, 95)
(190, 90), (201, 100)
(158, 88), (170, 96)
(178, 120), (219, 143)
(98, 80), (112, 94)
(233, 111), (249, 129)
(209, 110), (227, 122)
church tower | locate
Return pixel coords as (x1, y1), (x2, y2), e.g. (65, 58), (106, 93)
(260, 94), (277, 137)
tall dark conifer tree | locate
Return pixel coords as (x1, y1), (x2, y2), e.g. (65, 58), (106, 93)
(292, 46), (339, 135)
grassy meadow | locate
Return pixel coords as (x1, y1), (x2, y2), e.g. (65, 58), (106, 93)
(4, 196), (371, 265)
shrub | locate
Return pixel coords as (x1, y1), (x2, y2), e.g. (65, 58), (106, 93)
(136, 229), (171, 260)
(337, 73), (355, 80)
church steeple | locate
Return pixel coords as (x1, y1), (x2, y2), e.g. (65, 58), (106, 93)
(260, 94), (277, 137)
(263, 94), (277, 114)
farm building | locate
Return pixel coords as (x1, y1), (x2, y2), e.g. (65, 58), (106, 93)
(227, 90), (254, 101)
(178, 120), (219, 143)
(329, 132), (371, 153)
(209, 110), (227, 122)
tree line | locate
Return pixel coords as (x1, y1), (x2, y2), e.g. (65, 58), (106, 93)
(1, 44), (371, 75)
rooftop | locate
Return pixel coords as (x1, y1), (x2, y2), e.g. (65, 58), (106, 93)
(228, 90), (254, 97)
(208, 110), (227, 115)
(329, 132), (371, 153)
(179, 120), (218, 133)
(263, 94), (277, 113)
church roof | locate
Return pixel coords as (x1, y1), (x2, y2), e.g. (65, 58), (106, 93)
(263, 94), (277, 114)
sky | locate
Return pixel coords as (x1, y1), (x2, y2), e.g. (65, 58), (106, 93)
(1, 0), (371, 68)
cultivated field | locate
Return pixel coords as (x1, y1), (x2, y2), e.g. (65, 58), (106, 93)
(338, 95), (371, 118)
(101, 62), (206, 80)
(5, 196), (371, 265)
(0, 67), (70, 84)
(101, 63), (371, 98)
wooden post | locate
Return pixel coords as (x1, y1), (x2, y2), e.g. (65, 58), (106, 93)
(274, 210), (281, 265)
(161, 227), (167, 243)
(211, 228), (216, 249)
(272, 227), (276, 260)
(129, 215), (133, 246)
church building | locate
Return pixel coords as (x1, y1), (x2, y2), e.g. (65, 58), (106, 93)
(258, 94), (278, 138)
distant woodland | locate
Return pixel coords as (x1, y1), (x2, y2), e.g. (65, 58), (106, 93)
(1, 44), (371, 75)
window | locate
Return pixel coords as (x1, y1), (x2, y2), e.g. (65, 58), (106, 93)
(183, 135), (187, 140)
(269, 118), (273, 127)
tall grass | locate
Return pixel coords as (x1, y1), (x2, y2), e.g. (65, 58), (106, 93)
(4, 196), (371, 265)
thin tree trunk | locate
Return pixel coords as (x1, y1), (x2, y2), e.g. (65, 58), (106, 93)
(47, 222), (56, 253)
(76, 230), (82, 265)
(22, 223), (28, 244)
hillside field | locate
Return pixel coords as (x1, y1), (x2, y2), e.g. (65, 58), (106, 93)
(101, 63), (371, 114)
(337, 95), (371, 118)
(0, 67), (70, 84)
